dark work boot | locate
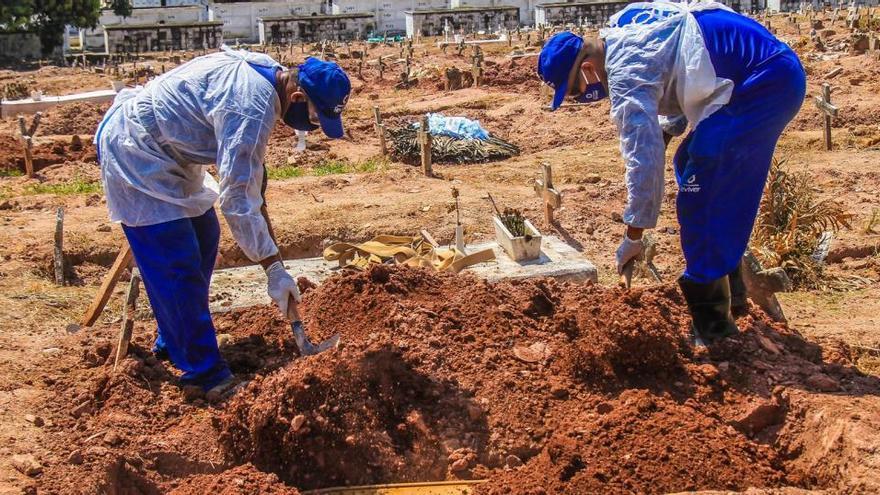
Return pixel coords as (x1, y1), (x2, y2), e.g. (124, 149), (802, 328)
(678, 276), (740, 345)
(728, 261), (749, 318)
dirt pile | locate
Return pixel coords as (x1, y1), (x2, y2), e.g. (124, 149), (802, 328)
(479, 388), (788, 495)
(220, 344), (486, 490)
(0, 133), (96, 173)
(170, 464), (300, 495)
(214, 266), (880, 493)
(37, 102), (111, 136)
(32, 309), (299, 494)
(27, 266), (880, 493)
(482, 58), (540, 90)
(553, 284), (690, 388)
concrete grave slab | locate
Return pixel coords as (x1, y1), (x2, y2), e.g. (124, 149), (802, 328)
(209, 235), (598, 313)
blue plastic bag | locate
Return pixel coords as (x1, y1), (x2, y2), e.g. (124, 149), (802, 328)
(419, 113), (490, 140)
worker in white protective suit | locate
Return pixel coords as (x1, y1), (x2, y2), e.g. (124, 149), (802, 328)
(94, 47), (351, 394)
(538, 2), (806, 344)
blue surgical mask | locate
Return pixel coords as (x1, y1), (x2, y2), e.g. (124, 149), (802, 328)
(575, 81), (607, 103)
(283, 101), (319, 132)
(574, 68), (608, 103)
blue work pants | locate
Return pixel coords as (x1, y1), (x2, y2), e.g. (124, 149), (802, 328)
(122, 208), (231, 390)
(674, 51), (806, 284)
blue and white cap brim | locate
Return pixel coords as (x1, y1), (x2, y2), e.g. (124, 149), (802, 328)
(317, 111), (344, 139)
(551, 80), (569, 111)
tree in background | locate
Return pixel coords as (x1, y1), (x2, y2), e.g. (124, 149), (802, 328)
(0, 0), (102, 57)
(109, 0), (132, 19)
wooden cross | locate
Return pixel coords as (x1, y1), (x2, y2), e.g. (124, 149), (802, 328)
(113, 268), (141, 371)
(471, 47), (483, 87)
(533, 163), (561, 224)
(419, 114), (433, 178)
(814, 83), (838, 151)
(18, 112), (41, 178)
(54, 207), (64, 286)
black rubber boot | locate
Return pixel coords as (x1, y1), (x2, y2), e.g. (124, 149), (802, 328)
(678, 276), (740, 345)
(728, 261), (749, 318)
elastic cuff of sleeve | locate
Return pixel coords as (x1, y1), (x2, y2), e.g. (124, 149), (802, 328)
(264, 260), (284, 275)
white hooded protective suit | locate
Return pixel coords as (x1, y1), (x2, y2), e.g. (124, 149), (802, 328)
(600, 1), (735, 229)
(95, 46), (282, 262)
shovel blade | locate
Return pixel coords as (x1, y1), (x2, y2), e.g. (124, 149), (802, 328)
(291, 321), (340, 356)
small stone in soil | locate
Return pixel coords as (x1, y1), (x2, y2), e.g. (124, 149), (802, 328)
(103, 431), (122, 446)
(505, 454), (523, 468)
(451, 458), (470, 471)
(11, 454), (42, 476)
(182, 385), (205, 401)
(24, 414), (44, 427)
(291, 414), (306, 432)
(67, 450), (83, 465)
(806, 373), (840, 392)
(582, 173), (601, 184)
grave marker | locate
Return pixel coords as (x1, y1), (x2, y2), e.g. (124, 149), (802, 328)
(814, 82), (838, 151)
(419, 114), (433, 177)
(533, 163), (561, 224)
(54, 207), (64, 286)
(373, 106), (387, 155)
(17, 112), (41, 178)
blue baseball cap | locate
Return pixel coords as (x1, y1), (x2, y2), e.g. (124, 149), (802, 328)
(297, 57), (351, 139)
(538, 32), (584, 111)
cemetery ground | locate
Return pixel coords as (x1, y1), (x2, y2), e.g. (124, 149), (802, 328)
(1, 14), (880, 495)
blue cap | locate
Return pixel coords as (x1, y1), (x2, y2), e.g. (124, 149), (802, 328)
(297, 57), (351, 139)
(537, 32), (584, 111)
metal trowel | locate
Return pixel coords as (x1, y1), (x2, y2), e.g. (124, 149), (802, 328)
(288, 296), (340, 356)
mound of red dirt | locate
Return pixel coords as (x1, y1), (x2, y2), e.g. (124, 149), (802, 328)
(552, 284), (690, 387)
(37, 102), (111, 136)
(31, 266), (880, 493)
(220, 344), (486, 490)
(215, 266), (867, 492)
(479, 389), (787, 495)
(482, 58), (540, 90)
(0, 133), (96, 172)
(170, 464), (300, 495)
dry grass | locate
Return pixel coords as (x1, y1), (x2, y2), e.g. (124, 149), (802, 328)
(752, 158), (852, 289)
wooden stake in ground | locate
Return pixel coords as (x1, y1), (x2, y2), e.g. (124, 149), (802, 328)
(814, 82), (838, 151)
(471, 47), (483, 87)
(113, 269), (141, 371)
(17, 112), (41, 178)
(419, 114), (433, 178)
(373, 106), (387, 155)
(54, 207), (64, 286)
(81, 243), (134, 327)
(533, 163), (561, 224)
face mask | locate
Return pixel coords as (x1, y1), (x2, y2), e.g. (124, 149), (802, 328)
(283, 101), (319, 132)
(574, 68), (608, 103)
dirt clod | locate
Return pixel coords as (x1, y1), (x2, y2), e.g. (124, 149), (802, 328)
(11, 454), (42, 476)
(806, 373), (840, 392)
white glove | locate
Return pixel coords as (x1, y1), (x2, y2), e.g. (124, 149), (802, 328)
(265, 261), (301, 319)
(615, 233), (644, 275)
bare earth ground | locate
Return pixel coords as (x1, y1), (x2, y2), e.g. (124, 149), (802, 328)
(0, 14), (879, 494)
